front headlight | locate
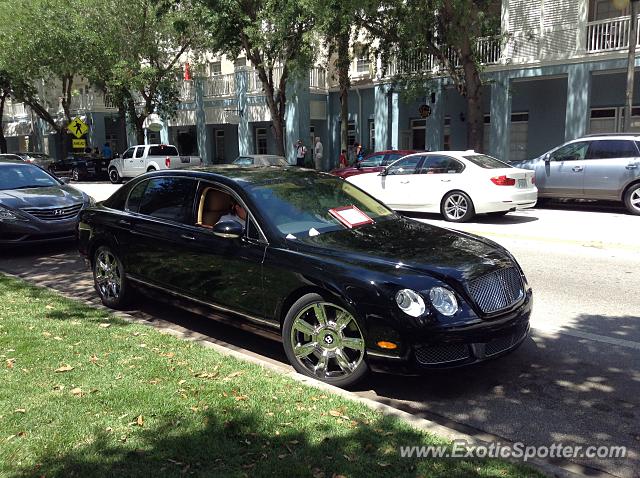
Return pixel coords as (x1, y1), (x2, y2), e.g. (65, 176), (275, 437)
(395, 289), (426, 317)
(429, 287), (458, 316)
(87, 195), (96, 207)
(0, 206), (26, 222)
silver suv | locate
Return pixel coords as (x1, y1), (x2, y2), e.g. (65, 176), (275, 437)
(511, 134), (640, 215)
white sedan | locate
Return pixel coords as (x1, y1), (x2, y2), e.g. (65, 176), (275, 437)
(347, 151), (537, 222)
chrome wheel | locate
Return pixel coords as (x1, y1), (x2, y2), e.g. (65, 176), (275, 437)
(289, 302), (365, 380)
(95, 248), (122, 301)
(444, 193), (468, 220)
(71, 167), (80, 181)
(108, 168), (120, 184)
(627, 185), (640, 214)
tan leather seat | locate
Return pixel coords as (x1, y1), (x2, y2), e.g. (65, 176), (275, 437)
(198, 189), (233, 228)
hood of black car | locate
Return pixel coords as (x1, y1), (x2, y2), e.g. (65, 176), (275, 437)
(293, 217), (514, 283)
(0, 185), (86, 209)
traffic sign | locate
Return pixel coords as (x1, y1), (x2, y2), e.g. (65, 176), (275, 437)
(72, 139), (86, 149)
(418, 104), (432, 119)
(68, 117), (89, 139)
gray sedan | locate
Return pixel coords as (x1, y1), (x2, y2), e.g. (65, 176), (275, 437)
(511, 135), (640, 215)
(0, 159), (93, 244)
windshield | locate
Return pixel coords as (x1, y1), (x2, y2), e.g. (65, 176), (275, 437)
(463, 154), (511, 169)
(0, 163), (59, 190)
(245, 175), (395, 237)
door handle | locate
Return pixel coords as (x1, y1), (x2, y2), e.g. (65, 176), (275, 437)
(626, 164), (638, 169)
(118, 219), (132, 226)
(400, 180), (410, 184)
(572, 166), (583, 172)
(440, 179), (451, 182)
(180, 234), (195, 241)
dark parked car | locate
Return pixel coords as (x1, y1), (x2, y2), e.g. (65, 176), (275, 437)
(511, 134), (640, 215)
(78, 167), (532, 386)
(50, 152), (110, 181)
(0, 152), (54, 170)
(0, 158), (94, 245)
(330, 150), (419, 179)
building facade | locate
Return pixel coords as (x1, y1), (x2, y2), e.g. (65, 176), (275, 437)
(3, 0), (640, 166)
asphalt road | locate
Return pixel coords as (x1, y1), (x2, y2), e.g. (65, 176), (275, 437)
(2, 182), (639, 477)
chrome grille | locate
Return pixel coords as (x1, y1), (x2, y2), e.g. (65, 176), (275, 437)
(467, 267), (524, 314)
(21, 203), (82, 221)
(415, 343), (470, 365)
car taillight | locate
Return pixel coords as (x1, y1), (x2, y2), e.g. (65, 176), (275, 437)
(165, 157), (171, 168)
(25, 158), (34, 163)
(490, 175), (516, 186)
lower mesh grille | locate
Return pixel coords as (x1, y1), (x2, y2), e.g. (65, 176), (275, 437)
(485, 324), (529, 357)
(415, 343), (470, 365)
(467, 267), (524, 314)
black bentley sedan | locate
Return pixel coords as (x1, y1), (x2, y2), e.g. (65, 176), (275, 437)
(1, 158), (94, 245)
(78, 167), (532, 386)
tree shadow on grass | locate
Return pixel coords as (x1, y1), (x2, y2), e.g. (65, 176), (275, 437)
(6, 408), (534, 478)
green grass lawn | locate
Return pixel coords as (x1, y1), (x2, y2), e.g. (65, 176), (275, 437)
(0, 274), (544, 478)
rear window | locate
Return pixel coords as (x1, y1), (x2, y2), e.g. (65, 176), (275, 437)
(463, 154), (511, 169)
(149, 145), (178, 156)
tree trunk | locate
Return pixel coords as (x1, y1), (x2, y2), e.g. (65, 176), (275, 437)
(337, 30), (350, 159)
(256, 65), (287, 157)
(624, 1), (639, 132)
(460, 40), (484, 153)
(0, 93), (7, 153)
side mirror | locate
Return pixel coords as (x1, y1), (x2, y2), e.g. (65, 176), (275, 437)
(213, 220), (244, 239)
(378, 168), (388, 176)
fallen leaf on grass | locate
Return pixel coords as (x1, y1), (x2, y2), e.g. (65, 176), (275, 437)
(99, 323), (111, 328)
(136, 415), (144, 426)
(234, 395), (249, 401)
(53, 385), (64, 391)
(14, 409), (26, 413)
(224, 371), (243, 380)
(378, 462), (390, 467)
(55, 365), (74, 373)
(70, 388), (83, 396)
(45, 305), (54, 310)
(278, 454), (287, 459)
(6, 358), (15, 369)
(194, 371), (219, 379)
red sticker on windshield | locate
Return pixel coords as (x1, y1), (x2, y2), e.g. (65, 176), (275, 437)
(329, 206), (374, 228)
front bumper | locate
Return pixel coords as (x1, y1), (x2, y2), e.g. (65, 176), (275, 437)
(0, 218), (78, 244)
(365, 290), (532, 374)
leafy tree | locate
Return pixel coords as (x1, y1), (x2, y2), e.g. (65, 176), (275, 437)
(90, 0), (209, 145)
(0, 68), (11, 153)
(362, 0), (501, 152)
(196, 0), (315, 156)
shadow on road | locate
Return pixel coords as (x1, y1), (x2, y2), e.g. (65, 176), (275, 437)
(403, 211), (539, 225)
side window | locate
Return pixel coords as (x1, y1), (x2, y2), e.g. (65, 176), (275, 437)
(382, 153), (402, 166)
(126, 180), (149, 213)
(148, 145), (178, 156)
(420, 155), (464, 174)
(359, 154), (384, 167)
(586, 140), (639, 159)
(138, 177), (197, 224)
(134, 147), (145, 159)
(246, 217), (261, 241)
(549, 142), (589, 161)
(386, 156), (423, 175)
(122, 148), (134, 159)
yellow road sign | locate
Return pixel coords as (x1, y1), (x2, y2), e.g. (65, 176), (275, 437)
(72, 139), (86, 149)
(68, 117), (89, 139)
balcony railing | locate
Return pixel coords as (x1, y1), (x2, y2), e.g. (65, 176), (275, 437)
(309, 66), (327, 90)
(247, 67), (283, 94)
(179, 80), (195, 101)
(204, 74), (235, 97)
(587, 15), (639, 53)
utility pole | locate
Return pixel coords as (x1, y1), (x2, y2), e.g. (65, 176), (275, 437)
(624, 0), (640, 131)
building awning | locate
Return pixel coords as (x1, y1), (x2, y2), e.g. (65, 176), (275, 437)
(2, 121), (33, 137)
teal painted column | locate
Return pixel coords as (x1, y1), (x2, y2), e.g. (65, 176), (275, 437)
(195, 79), (210, 165)
(126, 121), (137, 148)
(489, 72), (512, 161)
(286, 76), (311, 165)
(425, 80), (444, 151)
(160, 122), (169, 145)
(235, 68), (252, 156)
(565, 63), (591, 141)
(391, 91), (399, 149)
(374, 84), (390, 150)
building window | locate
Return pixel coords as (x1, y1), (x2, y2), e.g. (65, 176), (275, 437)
(411, 119), (426, 151)
(347, 121), (357, 147)
(209, 61), (222, 76)
(443, 116), (451, 150)
(234, 57), (246, 68)
(215, 130), (225, 163)
(510, 112), (529, 163)
(369, 120), (375, 151)
(354, 44), (370, 74)
(256, 127), (267, 154)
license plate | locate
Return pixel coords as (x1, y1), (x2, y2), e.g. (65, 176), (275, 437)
(517, 179), (527, 188)
(180, 156), (190, 164)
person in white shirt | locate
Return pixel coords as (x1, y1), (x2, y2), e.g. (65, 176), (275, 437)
(217, 202), (247, 228)
(295, 139), (307, 167)
(314, 137), (323, 170)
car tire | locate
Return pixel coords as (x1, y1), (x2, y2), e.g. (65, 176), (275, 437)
(147, 167), (156, 172)
(71, 167), (81, 182)
(108, 168), (122, 184)
(441, 191), (475, 222)
(282, 293), (369, 388)
(93, 245), (131, 309)
(624, 183), (640, 215)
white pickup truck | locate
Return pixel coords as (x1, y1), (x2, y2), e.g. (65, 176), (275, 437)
(107, 144), (202, 184)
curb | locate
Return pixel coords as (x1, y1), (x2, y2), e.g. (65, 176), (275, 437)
(0, 270), (604, 478)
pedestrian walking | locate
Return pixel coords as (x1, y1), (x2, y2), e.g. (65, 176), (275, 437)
(354, 142), (364, 164)
(101, 142), (113, 160)
(313, 137), (323, 170)
(295, 139), (307, 167)
(338, 149), (348, 169)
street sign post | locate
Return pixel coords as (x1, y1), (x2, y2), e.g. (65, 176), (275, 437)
(72, 139), (86, 149)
